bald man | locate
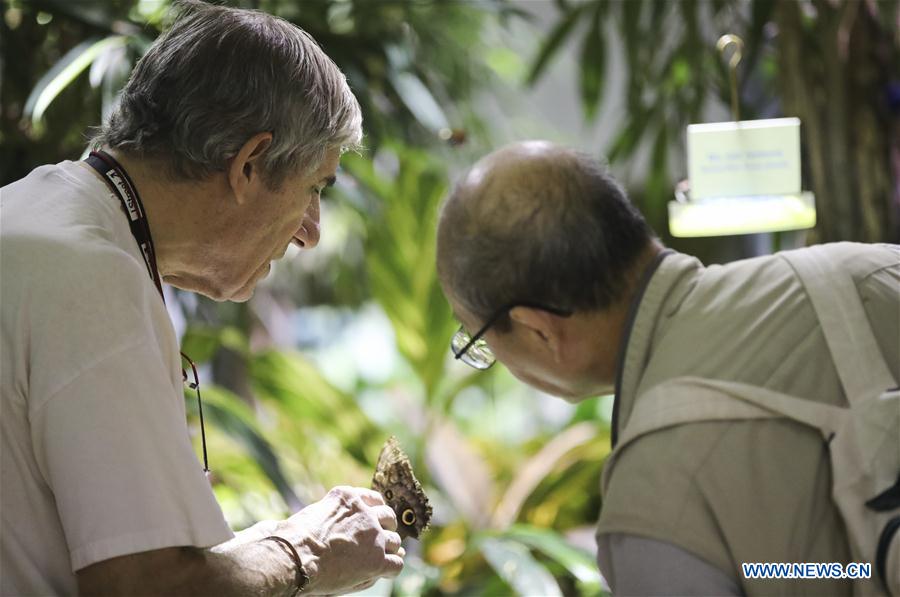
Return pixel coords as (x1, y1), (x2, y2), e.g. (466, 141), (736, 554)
(436, 141), (899, 595)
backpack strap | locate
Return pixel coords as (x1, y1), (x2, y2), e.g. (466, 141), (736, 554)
(616, 377), (846, 447)
(779, 246), (897, 401)
(602, 376), (853, 490)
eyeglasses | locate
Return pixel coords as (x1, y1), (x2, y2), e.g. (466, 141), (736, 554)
(450, 302), (573, 370)
(181, 352), (210, 475)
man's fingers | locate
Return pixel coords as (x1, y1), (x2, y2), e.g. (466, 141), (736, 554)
(357, 488), (387, 507)
(327, 485), (385, 507)
(396, 546), (406, 559)
(347, 578), (378, 593)
(383, 530), (402, 554)
(382, 553), (404, 578)
(374, 505), (397, 531)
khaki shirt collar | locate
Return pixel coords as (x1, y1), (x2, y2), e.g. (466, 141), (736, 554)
(611, 250), (704, 446)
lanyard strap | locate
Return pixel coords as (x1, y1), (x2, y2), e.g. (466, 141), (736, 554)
(85, 150), (165, 300)
(84, 150), (210, 474)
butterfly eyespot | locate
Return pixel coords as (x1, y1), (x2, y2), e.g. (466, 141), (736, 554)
(384, 489), (393, 500)
(401, 509), (416, 526)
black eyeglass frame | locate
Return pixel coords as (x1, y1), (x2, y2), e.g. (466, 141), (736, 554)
(452, 301), (574, 366)
(180, 352), (210, 474)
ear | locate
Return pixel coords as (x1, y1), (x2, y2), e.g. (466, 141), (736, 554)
(508, 306), (568, 363)
(227, 132), (273, 204)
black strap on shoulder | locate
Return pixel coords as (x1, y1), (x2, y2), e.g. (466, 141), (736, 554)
(875, 515), (900, 591)
(867, 472), (900, 512)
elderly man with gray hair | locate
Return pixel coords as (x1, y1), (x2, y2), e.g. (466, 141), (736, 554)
(1, 3), (403, 595)
(437, 141), (899, 595)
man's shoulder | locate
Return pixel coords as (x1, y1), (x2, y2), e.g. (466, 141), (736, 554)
(3, 222), (146, 297)
(2, 161), (146, 294)
(706, 242), (898, 283)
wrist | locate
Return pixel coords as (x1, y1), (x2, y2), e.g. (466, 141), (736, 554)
(290, 532), (325, 594)
(261, 536), (310, 596)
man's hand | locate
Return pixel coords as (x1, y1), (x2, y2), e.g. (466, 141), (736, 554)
(77, 486), (404, 596)
(275, 486), (405, 595)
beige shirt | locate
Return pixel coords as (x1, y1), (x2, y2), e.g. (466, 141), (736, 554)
(1, 162), (233, 595)
(597, 244), (899, 595)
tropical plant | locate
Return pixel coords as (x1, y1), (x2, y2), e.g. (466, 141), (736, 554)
(2, 0), (512, 183)
(529, 0), (900, 243)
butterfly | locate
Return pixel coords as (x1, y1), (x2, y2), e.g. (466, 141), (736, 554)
(371, 436), (432, 540)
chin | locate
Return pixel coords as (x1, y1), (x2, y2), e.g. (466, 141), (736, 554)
(518, 375), (582, 402)
(552, 388), (593, 404)
(227, 267), (270, 303)
(228, 286), (256, 303)
(555, 381), (614, 403)
(162, 274), (253, 303)
(534, 377), (607, 403)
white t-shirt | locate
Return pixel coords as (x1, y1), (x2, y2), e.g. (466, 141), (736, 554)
(1, 161), (234, 595)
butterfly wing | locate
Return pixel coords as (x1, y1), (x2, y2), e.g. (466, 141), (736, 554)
(371, 437), (432, 540)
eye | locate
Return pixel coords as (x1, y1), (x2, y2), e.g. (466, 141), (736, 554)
(401, 509), (416, 526)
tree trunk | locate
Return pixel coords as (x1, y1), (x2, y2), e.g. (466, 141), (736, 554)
(775, 0), (899, 243)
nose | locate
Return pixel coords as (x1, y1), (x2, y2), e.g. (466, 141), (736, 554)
(294, 196), (320, 249)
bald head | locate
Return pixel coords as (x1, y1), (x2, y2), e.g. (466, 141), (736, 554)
(460, 140), (581, 197)
(437, 141), (654, 329)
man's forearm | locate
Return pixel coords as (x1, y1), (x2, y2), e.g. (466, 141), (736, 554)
(78, 537), (298, 596)
(78, 487), (402, 596)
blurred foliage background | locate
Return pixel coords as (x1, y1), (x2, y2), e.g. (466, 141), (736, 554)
(2, 0), (898, 594)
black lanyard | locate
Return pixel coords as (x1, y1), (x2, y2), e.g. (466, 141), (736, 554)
(85, 150), (210, 474)
(86, 151), (165, 298)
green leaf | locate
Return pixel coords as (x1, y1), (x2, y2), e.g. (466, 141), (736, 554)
(644, 124), (670, 214)
(493, 422), (601, 528)
(579, 5), (606, 121)
(649, 0), (670, 33)
(501, 525), (604, 595)
(485, 47), (525, 82)
(180, 325), (249, 365)
(605, 108), (651, 164)
(669, 57), (691, 90)
(479, 537), (563, 597)
(24, 35), (128, 128)
(526, 3), (587, 85)
(743, 0), (777, 77)
(620, 0), (642, 70)
(388, 71), (449, 132)
(194, 385), (303, 511)
(346, 146), (457, 402)
(250, 350), (380, 465)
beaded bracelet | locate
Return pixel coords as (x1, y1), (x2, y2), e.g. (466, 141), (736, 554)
(262, 535), (310, 596)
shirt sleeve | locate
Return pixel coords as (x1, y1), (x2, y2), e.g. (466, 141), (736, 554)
(26, 246), (233, 572)
(597, 533), (742, 596)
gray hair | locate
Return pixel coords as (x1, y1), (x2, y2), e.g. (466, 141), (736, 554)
(92, 0), (362, 188)
(437, 145), (654, 329)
